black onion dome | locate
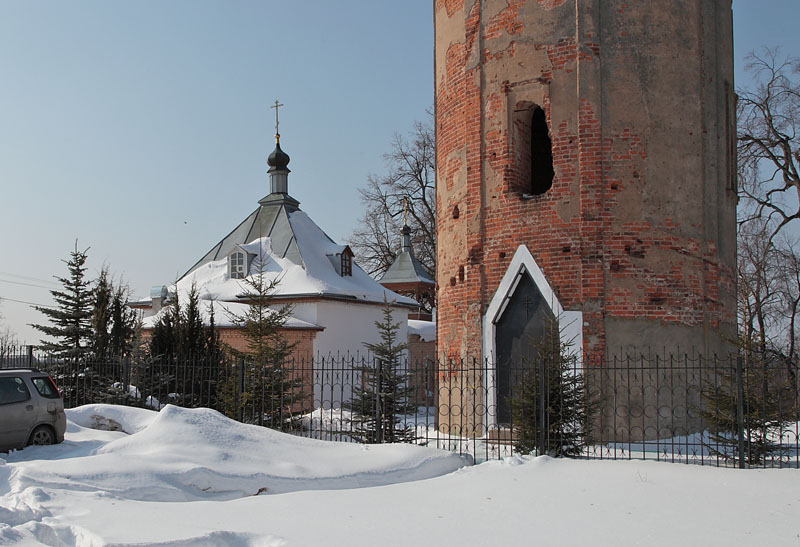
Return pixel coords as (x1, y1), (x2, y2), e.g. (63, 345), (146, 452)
(267, 140), (290, 171)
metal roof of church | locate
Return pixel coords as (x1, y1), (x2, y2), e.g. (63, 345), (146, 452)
(181, 193), (304, 279)
(172, 130), (417, 309)
(379, 248), (434, 286)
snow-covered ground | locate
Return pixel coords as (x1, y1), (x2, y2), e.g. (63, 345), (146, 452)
(1, 405), (799, 546)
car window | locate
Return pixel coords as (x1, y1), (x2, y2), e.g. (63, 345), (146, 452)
(31, 377), (60, 399)
(0, 377), (31, 405)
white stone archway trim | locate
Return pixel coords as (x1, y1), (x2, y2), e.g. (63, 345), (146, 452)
(482, 245), (583, 428)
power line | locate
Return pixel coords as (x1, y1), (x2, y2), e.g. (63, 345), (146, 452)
(0, 296), (55, 308)
(0, 271), (61, 287)
(0, 278), (58, 291)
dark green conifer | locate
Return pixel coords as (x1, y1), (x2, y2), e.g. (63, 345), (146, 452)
(31, 242), (93, 363)
(221, 255), (304, 430)
(181, 283), (206, 358)
(702, 341), (795, 465)
(149, 293), (181, 360)
(91, 267), (114, 359)
(511, 320), (594, 457)
(344, 298), (417, 444)
(109, 284), (137, 357)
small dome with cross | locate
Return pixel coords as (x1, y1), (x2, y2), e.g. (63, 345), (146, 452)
(267, 142), (290, 171)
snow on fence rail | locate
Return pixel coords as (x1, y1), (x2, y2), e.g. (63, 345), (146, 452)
(1, 345), (798, 467)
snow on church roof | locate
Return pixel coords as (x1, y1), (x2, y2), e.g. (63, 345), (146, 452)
(141, 300), (322, 330)
(174, 199), (417, 308)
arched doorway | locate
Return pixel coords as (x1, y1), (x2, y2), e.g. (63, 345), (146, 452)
(482, 245), (582, 428)
(494, 271), (555, 424)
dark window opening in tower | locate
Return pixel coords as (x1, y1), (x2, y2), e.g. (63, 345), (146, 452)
(530, 106), (554, 195)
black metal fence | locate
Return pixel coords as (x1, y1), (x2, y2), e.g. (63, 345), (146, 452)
(1, 345), (798, 467)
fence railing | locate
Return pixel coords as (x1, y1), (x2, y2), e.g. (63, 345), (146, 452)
(1, 346), (798, 467)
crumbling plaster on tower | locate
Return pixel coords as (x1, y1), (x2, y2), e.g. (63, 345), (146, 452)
(435, 0), (737, 361)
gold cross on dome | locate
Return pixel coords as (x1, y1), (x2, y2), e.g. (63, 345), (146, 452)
(270, 99), (284, 138)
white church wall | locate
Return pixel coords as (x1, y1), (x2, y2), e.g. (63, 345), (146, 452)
(311, 299), (409, 408)
(287, 301), (319, 329)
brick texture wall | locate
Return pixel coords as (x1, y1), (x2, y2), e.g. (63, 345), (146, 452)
(139, 327), (318, 366)
(407, 334), (437, 407)
(435, 0), (737, 363)
(215, 328), (317, 361)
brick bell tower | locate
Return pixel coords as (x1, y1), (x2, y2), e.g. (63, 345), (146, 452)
(434, 0), (738, 367)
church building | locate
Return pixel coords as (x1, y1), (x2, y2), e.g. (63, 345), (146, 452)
(133, 108), (418, 374)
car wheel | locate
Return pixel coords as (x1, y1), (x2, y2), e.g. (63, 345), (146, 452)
(28, 426), (55, 446)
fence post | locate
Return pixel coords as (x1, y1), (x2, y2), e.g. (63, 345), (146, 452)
(539, 355), (546, 456)
(123, 356), (130, 406)
(27, 345), (34, 368)
(376, 358), (383, 444)
(238, 359), (245, 423)
(736, 355), (746, 469)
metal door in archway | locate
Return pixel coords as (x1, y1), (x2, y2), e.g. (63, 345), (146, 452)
(494, 272), (555, 425)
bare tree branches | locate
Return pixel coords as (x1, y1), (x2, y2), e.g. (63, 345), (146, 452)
(738, 48), (800, 242)
(737, 219), (783, 348)
(348, 116), (436, 279)
(0, 300), (19, 351)
(737, 216), (800, 368)
(736, 48), (800, 364)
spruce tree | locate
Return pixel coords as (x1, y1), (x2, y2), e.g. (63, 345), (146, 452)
(85, 267), (135, 404)
(149, 293), (181, 360)
(510, 319), (594, 457)
(90, 267), (114, 359)
(206, 300), (222, 363)
(204, 300), (224, 408)
(344, 298), (417, 444)
(221, 257), (303, 430)
(149, 284), (208, 360)
(147, 287), (227, 409)
(109, 284), (137, 358)
(31, 242), (93, 363)
(181, 283), (206, 357)
(175, 283), (210, 404)
(702, 342), (794, 465)
(143, 294), (181, 407)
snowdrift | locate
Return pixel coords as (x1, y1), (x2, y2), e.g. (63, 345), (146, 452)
(2, 404), (799, 546)
(3, 404), (466, 503)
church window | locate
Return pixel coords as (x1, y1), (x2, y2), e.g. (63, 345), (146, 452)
(229, 251), (247, 279)
(341, 251), (352, 276)
(529, 106), (554, 195)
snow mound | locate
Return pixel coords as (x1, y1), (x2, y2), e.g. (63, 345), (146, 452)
(5, 405), (465, 504)
(67, 404), (158, 434)
(103, 530), (286, 547)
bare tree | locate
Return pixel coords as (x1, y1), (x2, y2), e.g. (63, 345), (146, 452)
(737, 48), (800, 243)
(737, 218), (784, 351)
(0, 299), (20, 360)
(774, 235), (800, 363)
(348, 116), (436, 279)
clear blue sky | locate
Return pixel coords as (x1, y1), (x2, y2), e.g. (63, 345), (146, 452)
(1, 1), (797, 344)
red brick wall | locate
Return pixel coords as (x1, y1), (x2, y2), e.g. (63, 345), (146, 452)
(435, 0), (737, 362)
(407, 334), (437, 406)
(215, 328), (316, 362)
(139, 327), (317, 364)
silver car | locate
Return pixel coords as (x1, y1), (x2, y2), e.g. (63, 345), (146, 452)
(0, 369), (67, 452)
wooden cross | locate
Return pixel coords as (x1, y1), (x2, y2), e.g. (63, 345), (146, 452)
(270, 99), (284, 136)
